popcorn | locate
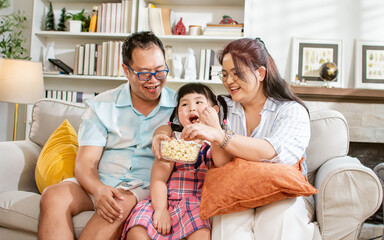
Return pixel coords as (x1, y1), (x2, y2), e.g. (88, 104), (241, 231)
(161, 139), (201, 163)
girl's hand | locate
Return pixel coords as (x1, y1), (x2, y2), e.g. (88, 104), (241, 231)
(201, 106), (221, 129)
(153, 208), (172, 235)
(152, 133), (171, 160)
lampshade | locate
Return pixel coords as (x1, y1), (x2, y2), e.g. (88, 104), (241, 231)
(0, 58), (45, 104)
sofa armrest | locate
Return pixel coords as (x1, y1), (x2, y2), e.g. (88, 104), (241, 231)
(0, 140), (41, 193)
(315, 156), (382, 240)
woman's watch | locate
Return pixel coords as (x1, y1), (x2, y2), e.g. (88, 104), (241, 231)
(219, 129), (235, 149)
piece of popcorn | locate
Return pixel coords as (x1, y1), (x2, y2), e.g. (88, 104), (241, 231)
(161, 139), (201, 163)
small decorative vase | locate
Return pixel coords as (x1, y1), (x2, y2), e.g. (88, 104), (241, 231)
(69, 20), (82, 32)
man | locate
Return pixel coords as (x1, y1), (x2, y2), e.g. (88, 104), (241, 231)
(38, 31), (177, 240)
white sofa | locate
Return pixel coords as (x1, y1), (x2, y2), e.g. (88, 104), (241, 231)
(0, 98), (382, 240)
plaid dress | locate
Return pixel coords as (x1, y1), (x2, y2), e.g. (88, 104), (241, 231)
(121, 143), (212, 240)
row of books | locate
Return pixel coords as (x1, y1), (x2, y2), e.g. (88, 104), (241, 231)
(45, 90), (97, 103)
(73, 41), (124, 77)
(203, 24), (244, 37)
(199, 49), (216, 81)
(93, 0), (137, 34)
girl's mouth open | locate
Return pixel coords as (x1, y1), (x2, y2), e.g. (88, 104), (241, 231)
(189, 115), (200, 124)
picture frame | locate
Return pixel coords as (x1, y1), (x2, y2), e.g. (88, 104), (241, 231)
(290, 38), (343, 88)
(355, 40), (384, 89)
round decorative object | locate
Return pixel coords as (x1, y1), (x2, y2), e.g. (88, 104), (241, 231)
(319, 62), (338, 88)
(319, 62), (338, 81)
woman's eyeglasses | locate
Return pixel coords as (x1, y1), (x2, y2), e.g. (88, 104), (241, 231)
(127, 64), (169, 81)
(217, 71), (239, 82)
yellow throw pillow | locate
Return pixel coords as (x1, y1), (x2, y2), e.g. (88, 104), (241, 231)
(35, 119), (78, 193)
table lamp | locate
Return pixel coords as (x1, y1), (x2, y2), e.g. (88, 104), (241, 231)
(0, 58), (45, 141)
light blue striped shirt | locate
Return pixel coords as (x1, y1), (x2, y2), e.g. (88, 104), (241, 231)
(78, 83), (177, 188)
(223, 96), (310, 174)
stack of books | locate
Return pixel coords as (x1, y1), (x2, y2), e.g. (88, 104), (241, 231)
(210, 65), (222, 82)
(203, 24), (243, 37)
(93, 0), (137, 34)
(73, 41), (124, 77)
(199, 49), (215, 81)
(45, 90), (97, 103)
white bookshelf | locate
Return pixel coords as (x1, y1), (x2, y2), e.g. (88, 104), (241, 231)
(30, 0), (247, 94)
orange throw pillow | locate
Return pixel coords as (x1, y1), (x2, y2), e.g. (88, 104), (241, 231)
(200, 157), (318, 220)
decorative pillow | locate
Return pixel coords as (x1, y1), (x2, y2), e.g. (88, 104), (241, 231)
(35, 119), (78, 193)
(200, 157), (318, 220)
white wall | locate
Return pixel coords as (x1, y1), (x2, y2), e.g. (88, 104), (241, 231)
(1, 0), (384, 141)
(245, 0), (384, 88)
(0, 0), (33, 141)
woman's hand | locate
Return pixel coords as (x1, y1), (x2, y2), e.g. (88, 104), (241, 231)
(153, 208), (172, 235)
(201, 106), (221, 129)
(93, 185), (125, 223)
(181, 123), (223, 144)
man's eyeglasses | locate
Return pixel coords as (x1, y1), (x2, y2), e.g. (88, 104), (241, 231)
(217, 71), (239, 83)
(127, 64), (169, 81)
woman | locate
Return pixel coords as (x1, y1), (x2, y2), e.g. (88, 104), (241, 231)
(154, 38), (314, 240)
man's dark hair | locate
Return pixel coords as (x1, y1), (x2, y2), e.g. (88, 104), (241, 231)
(121, 31), (165, 66)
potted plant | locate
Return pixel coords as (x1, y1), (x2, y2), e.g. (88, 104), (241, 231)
(67, 8), (87, 32)
(0, 0), (29, 59)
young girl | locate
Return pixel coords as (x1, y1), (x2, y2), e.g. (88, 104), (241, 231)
(120, 83), (227, 240)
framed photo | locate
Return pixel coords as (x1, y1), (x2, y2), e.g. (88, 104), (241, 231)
(290, 38), (343, 88)
(355, 40), (384, 89)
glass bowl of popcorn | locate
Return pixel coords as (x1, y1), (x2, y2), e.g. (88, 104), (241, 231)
(161, 139), (201, 163)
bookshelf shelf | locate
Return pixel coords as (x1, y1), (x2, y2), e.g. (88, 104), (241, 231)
(35, 31), (242, 42)
(144, 0), (244, 6)
(43, 74), (223, 85)
(31, 0), (246, 95)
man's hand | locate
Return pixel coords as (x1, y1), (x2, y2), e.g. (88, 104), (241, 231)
(153, 208), (172, 235)
(93, 185), (125, 223)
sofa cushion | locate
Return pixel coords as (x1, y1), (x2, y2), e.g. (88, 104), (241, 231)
(199, 158), (318, 220)
(35, 120), (78, 193)
(30, 99), (85, 147)
(0, 191), (94, 236)
(306, 110), (349, 182)
(0, 191), (40, 233)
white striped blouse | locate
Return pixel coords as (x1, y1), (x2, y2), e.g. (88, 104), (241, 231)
(222, 96), (310, 174)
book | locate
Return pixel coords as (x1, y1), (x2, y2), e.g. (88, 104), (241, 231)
(112, 41), (119, 77)
(110, 3), (117, 33)
(77, 45), (85, 75)
(107, 41), (114, 76)
(88, 43), (96, 75)
(203, 31), (243, 36)
(130, 0), (138, 33)
(101, 41), (108, 76)
(96, 4), (102, 32)
(118, 41), (124, 77)
(105, 3), (112, 33)
(206, 23), (244, 28)
(96, 44), (102, 76)
(204, 49), (215, 80)
(73, 44), (80, 75)
(83, 43), (90, 75)
(199, 49), (206, 80)
(115, 3), (122, 33)
(161, 8), (172, 35)
(137, 0), (149, 31)
(101, 3), (108, 32)
(149, 7), (163, 35)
